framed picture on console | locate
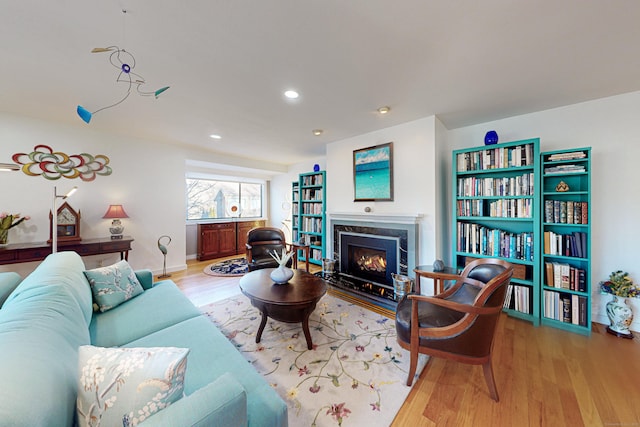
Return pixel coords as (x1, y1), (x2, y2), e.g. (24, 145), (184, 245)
(353, 142), (394, 201)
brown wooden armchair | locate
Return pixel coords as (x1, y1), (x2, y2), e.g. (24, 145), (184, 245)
(395, 258), (513, 401)
(245, 227), (309, 272)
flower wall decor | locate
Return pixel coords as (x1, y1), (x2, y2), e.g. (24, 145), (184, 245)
(11, 144), (112, 181)
(0, 212), (30, 244)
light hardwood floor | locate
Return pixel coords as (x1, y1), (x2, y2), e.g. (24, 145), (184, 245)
(172, 258), (640, 427)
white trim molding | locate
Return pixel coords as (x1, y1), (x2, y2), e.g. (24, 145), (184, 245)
(328, 212), (423, 225)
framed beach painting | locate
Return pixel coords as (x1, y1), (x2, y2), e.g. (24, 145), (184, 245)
(353, 142), (394, 201)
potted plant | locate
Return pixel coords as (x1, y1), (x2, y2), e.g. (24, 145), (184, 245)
(0, 212), (30, 245)
(600, 270), (640, 339)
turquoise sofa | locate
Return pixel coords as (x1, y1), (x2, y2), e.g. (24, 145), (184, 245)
(0, 252), (287, 426)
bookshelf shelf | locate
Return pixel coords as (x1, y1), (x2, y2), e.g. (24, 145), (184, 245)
(453, 138), (541, 325)
(541, 147), (591, 335)
(296, 170), (326, 266)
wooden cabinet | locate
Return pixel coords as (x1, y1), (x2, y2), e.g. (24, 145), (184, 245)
(197, 220), (266, 260)
(197, 223), (237, 260)
(236, 220), (266, 255)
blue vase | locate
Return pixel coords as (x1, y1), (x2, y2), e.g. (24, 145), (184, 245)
(484, 130), (498, 145)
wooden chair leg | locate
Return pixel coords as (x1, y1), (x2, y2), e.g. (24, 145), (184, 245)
(482, 360), (499, 402)
(406, 350), (418, 386)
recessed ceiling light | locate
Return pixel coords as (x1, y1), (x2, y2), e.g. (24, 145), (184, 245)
(284, 90), (299, 99)
(209, 134), (222, 140)
(377, 106), (391, 114)
(312, 129), (323, 136)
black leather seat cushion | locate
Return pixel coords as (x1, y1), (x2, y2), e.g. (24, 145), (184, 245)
(395, 283), (481, 344)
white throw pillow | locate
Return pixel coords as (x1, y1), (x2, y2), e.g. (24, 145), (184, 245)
(76, 345), (189, 427)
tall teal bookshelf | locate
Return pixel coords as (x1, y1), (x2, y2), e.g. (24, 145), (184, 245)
(297, 170), (326, 266)
(291, 181), (300, 243)
(452, 138), (541, 326)
(540, 147), (591, 335)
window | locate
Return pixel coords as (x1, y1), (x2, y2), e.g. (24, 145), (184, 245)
(186, 178), (264, 220)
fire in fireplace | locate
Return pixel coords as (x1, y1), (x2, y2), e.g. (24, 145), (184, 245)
(340, 233), (398, 286)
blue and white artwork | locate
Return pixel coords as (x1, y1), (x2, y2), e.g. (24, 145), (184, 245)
(353, 142), (393, 201)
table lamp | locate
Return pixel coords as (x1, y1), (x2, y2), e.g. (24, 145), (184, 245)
(102, 205), (129, 239)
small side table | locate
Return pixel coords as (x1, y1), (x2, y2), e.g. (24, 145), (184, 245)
(414, 265), (460, 295)
(289, 243), (310, 272)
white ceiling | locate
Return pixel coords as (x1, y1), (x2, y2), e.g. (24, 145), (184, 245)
(2, 1), (640, 166)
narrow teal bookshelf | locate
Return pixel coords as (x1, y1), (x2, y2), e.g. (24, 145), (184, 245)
(291, 181), (300, 243)
(540, 147), (591, 335)
(452, 138), (541, 326)
(297, 171), (326, 266)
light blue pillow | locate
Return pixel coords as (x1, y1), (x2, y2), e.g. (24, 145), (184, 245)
(84, 260), (144, 312)
(76, 345), (189, 427)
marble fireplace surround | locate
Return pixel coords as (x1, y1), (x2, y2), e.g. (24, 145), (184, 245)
(328, 213), (420, 285)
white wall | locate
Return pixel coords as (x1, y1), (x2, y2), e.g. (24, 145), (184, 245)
(446, 90), (640, 331)
(0, 112), (286, 277)
(269, 158), (327, 243)
(325, 116), (441, 267)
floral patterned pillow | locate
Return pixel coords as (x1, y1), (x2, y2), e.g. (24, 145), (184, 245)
(84, 260), (144, 312)
(76, 345), (189, 427)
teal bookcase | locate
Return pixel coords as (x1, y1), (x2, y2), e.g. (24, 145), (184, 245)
(540, 147), (591, 335)
(452, 138), (541, 325)
(297, 171), (326, 266)
(291, 180), (300, 243)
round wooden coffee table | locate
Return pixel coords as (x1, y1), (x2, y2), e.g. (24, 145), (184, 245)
(239, 268), (327, 350)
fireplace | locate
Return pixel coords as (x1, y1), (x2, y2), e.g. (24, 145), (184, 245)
(340, 233), (399, 286)
(319, 214), (419, 310)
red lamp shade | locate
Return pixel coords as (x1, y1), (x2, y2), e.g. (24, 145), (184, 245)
(102, 205), (129, 219)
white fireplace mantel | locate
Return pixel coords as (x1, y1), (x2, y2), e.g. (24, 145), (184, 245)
(328, 212), (423, 225)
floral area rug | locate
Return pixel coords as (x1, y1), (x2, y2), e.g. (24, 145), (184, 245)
(200, 294), (427, 427)
(202, 257), (248, 277)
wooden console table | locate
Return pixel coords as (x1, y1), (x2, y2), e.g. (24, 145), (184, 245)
(0, 236), (134, 265)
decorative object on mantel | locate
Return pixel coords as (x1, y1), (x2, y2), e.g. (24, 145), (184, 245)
(269, 248), (294, 284)
(102, 205), (129, 239)
(76, 10), (169, 124)
(12, 145), (112, 181)
(50, 186), (79, 253)
(555, 180), (570, 192)
(157, 235), (172, 279)
(484, 130), (499, 145)
(0, 212), (30, 245)
(353, 142), (394, 202)
(432, 259), (445, 272)
(600, 270), (639, 339)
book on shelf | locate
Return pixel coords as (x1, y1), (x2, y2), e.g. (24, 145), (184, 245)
(547, 151), (587, 161)
(544, 201), (588, 224)
(503, 284), (530, 314)
(457, 144), (535, 172)
(544, 164), (586, 174)
(457, 222), (534, 261)
(543, 290), (588, 326)
(544, 262), (586, 291)
(543, 231), (587, 258)
(457, 173), (534, 197)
